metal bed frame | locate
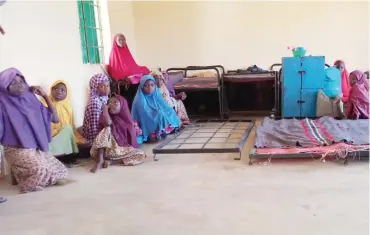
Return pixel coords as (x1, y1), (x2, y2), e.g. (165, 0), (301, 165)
(166, 65), (228, 120)
(153, 119), (255, 161)
(269, 63), (331, 119)
(249, 147), (370, 165)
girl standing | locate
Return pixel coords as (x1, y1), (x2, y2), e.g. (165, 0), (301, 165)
(334, 60), (350, 102)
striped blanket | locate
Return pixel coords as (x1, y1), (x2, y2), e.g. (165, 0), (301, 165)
(255, 117), (369, 148)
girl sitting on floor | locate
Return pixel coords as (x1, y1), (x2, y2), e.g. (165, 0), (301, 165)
(334, 60), (350, 102)
(151, 70), (190, 126)
(346, 70), (369, 120)
(43, 80), (85, 163)
(90, 95), (146, 173)
(82, 73), (110, 146)
(0, 68), (69, 193)
(131, 75), (181, 142)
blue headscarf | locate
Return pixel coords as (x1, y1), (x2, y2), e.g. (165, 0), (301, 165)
(132, 75), (180, 140)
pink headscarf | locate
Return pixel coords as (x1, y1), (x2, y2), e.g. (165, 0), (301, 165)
(108, 34), (150, 84)
(334, 60), (350, 102)
(346, 70), (369, 119)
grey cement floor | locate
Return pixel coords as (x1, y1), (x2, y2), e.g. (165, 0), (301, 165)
(0, 120), (368, 235)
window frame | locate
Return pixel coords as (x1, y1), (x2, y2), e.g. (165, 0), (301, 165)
(77, 0), (104, 64)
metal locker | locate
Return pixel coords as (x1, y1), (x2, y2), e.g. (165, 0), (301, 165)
(301, 89), (318, 117)
(282, 57), (301, 117)
(281, 56), (325, 118)
(301, 56), (325, 89)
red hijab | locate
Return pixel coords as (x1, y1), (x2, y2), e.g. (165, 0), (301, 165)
(346, 70), (369, 120)
(99, 95), (138, 148)
(334, 60), (350, 102)
(108, 34), (150, 84)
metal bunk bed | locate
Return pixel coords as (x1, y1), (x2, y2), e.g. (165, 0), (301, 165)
(166, 65), (228, 119)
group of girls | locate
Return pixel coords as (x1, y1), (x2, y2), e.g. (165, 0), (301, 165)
(0, 33), (190, 194)
(334, 60), (369, 119)
(1, 34), (368, 197)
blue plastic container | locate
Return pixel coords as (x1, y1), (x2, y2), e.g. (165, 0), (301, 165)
(323, 66), (342, 98)
(292, 47), (306, 57)
(295, 47), (305, 51)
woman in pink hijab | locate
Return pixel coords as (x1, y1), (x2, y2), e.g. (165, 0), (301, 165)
(108, 33), (150, 109)
(334, 60), (350, 102)
(346, 70), (369, 119)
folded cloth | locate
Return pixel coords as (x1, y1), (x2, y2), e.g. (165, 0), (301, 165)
(236, 65), (268, 74)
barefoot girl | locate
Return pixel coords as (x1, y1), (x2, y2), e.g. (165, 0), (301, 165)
(131, 75), (180, 142)
(0, 68), (69, 193)
(90, 95), (146, 173)
(82, 74), (110, 146)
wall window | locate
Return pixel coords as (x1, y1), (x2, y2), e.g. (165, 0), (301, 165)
(77, 0), (104, 64)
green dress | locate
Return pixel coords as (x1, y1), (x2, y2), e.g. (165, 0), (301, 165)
(49, 125), (79, 155)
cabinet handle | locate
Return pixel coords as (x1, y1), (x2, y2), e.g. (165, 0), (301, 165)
(297, 100), (305, 104)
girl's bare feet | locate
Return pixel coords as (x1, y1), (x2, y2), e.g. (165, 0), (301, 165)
(55, 178), (76, 186)
(102, 160), (110, 168)
(20, 186), (44, 194)
(90, 161), (103, 173)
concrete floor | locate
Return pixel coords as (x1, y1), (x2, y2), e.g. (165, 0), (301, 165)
(0, 121), (369, 235)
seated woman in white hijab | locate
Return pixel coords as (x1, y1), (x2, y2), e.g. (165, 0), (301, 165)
(151, 70), (190, 126)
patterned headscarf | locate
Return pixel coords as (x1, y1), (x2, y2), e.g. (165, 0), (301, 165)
(82, 73), (110, 145)
(151, 70), (176, 98)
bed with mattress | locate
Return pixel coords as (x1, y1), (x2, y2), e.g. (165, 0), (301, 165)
(166, 65), (228, 119)
(249, 117), (370, 165)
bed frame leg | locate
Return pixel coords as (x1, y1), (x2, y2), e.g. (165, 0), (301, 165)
(218, 88), (222, 120)
(248, 158), (253, 165)
(344, 157), (348, 165)
(153, 154), (158, 162)
(234, 152), (242, 161)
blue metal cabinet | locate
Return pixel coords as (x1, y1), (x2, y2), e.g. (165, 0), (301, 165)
(282, 57), (301, 117)
(282, 56), (325, 118)
(301, 56), (325, 89)
(301, 89), (318, 117)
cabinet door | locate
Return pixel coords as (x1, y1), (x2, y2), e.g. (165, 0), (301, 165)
(301, 89), (318, 117)
(301, 56), (325, 89)
(282, 57), (301, 117)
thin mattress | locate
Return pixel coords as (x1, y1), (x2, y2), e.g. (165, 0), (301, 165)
(255, 117), (369, 148)
(174, 77), (218, 89)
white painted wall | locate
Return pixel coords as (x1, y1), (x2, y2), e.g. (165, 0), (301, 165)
(107, 1), (137, 59)
(0, 1), (368, 127)
(0, 1), (137, 126)
(132, 1), (369, 72)
(0, 1), (101, 126)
